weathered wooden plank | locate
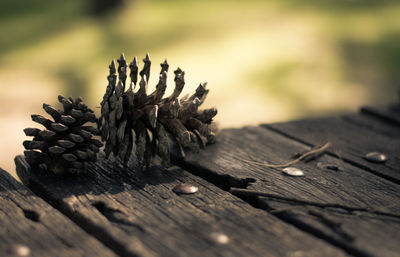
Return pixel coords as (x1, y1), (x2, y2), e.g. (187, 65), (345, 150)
(172, 126), (400, 257)
(265, 116), (400, 183)
(15, 155), (349, 257)
(361, 105), (400, 126)
(0, 168), (117, 257)
(256, 200), (400, 257)
(342, 114), (400, 138)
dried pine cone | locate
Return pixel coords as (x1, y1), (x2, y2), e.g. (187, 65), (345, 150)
(23, 96), (103, 175)
(98, 53), (217, 168)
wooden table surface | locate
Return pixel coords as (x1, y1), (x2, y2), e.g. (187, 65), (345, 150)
(2, 104), (399, 257)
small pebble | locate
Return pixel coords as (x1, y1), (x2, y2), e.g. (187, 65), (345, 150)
(8, 244), (30, 256)
(172, 184), (198, 194)
(364, 152), (387, 163)
(210, 232), (230, 244)
(282, 167), (304, 177)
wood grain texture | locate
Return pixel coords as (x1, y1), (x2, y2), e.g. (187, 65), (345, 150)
(264, 117), (400, 183)
(0, 168), (116, 257)
(15, 155), (348, 257)
(342, 114), (400, 139)
(172, 126), (400, 257)
(264, 202), (400, 257)
(361, 105), (400, 126)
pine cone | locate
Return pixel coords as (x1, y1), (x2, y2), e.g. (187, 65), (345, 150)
(23, 96), (103, 175)
(98, 53), (217, 168)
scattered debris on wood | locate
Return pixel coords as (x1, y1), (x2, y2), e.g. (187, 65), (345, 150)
(282, 167), (304, 177)
(364, 152), (387, 163)
(242, 142), (331, 168)
(172, 183), (199, 195)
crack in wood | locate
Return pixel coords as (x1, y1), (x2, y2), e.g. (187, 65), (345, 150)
(307, 209), (354, 242)
(262, 124), (400, 185)
(168, 119), (400, 257)
(169, 162), (373, 257)
(229, 188), (400, 220)
(15, 155), (349, 257)
(361, 106), (400, 127)
(16, 165), (151, 257)
(22, 209), (40, 222)
(271, 211), (375, 257)
(171, 153), (397, 257)
(172, 156), (256, 190)
(227, 189), (376, 257)
(1, 166), (118, 256)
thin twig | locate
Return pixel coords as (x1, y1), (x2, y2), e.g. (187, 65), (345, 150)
(243, 142), (331, 168)
(178, 142), (186, 159)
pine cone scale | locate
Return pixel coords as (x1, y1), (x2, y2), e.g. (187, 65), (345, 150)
(71, 109), (84, 119)
(38, 130), (56, 139)
(23, 140), (45, 150)
(43, 104), (61, 121)
(31, 114), (52, 129)
(48, 146), (66, 154)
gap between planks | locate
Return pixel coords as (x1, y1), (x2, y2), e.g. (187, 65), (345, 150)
(171, 156), (377, 257)
(262, 119), (400, 186)
(15, 155), (350, 257)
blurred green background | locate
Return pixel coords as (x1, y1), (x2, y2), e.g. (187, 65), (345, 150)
(1, 0), (399, 177)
